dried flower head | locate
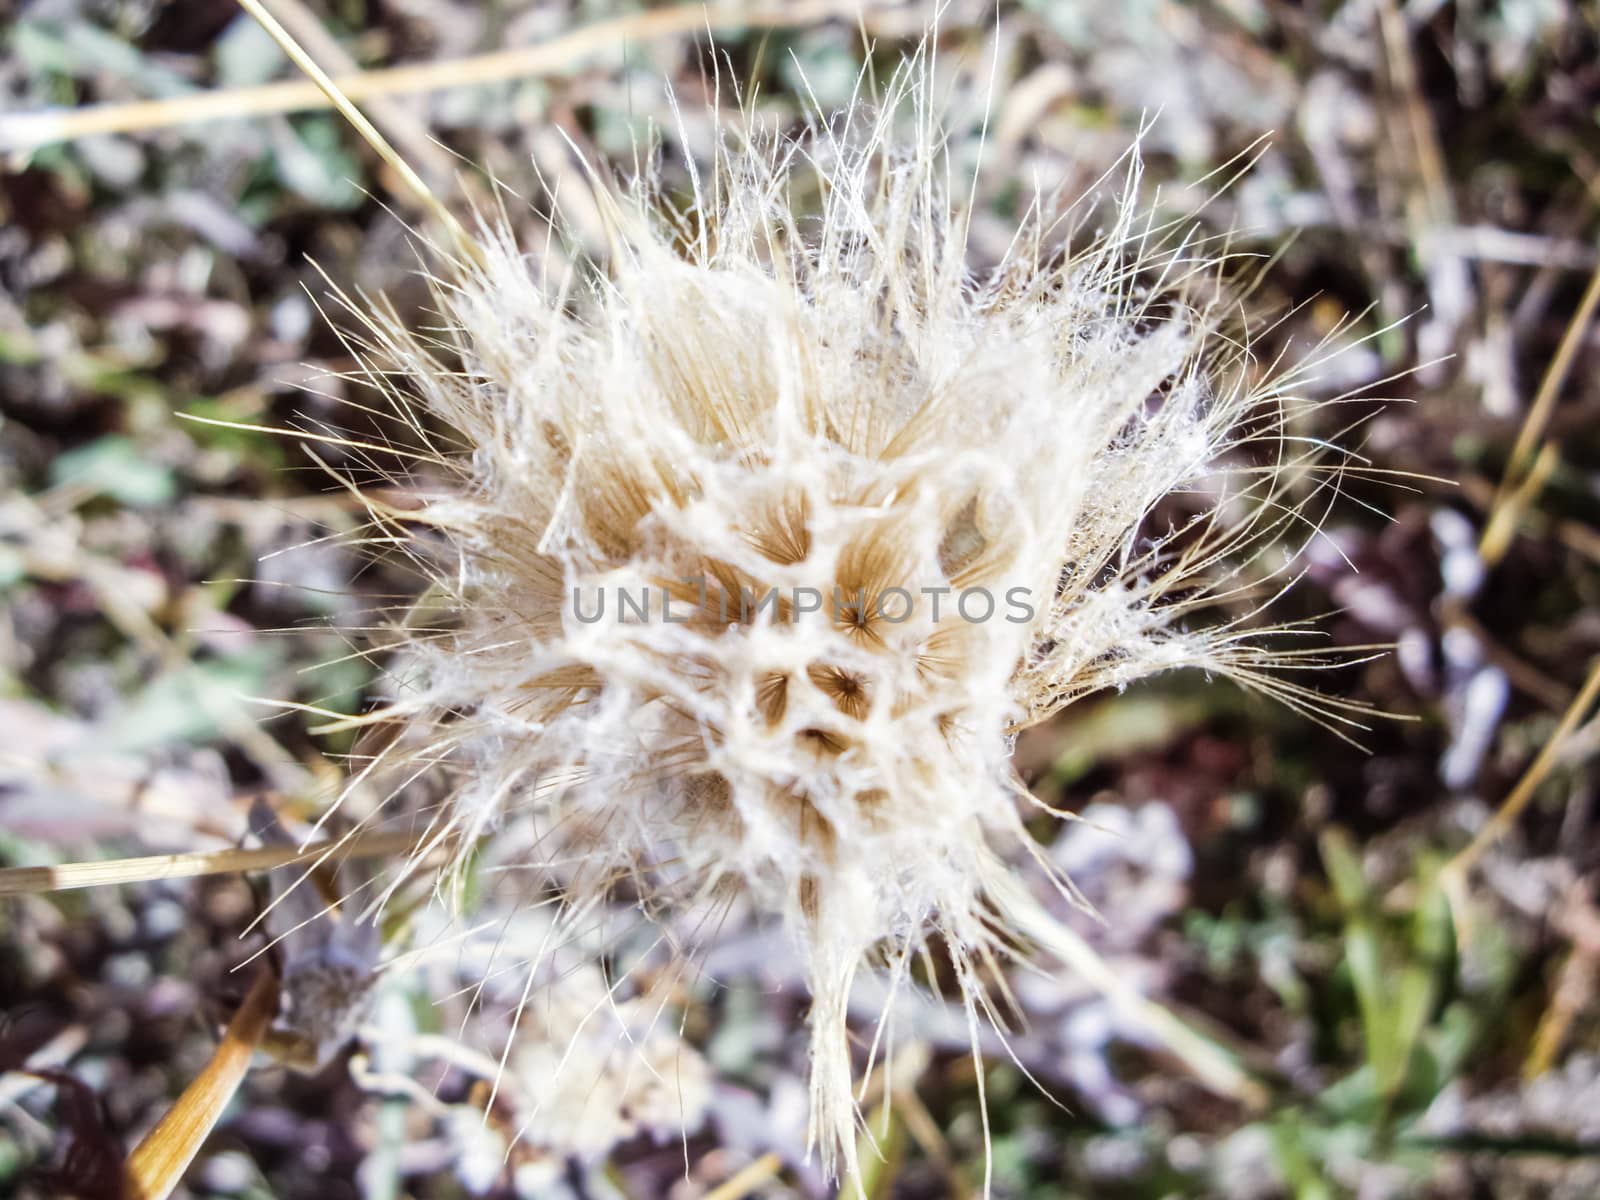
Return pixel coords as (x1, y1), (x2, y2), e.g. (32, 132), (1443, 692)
(301, 73), (1373, 1183)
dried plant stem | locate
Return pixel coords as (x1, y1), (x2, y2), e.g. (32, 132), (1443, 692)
(1460, 473), (1600, 568)
(125, 968), (280, 1200)
(0, 2), (858, 154)
(1377, 0), (1453, 230)
(233, 0), (473, 258)
(987, 873), (1268, 1109)
(701, 1152), (784, 1200)
(0, 829), (425, 896)
(257, 0), (460, 191)
(1480, 249), (1600, 565)
(1523, 884), (1600, 1080)
(1502, 255), (1600, 481)
(1446, 655), (1600, 880)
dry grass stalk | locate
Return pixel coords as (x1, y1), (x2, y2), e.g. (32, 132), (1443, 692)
(0, 1), (863, 154)
(0, 829), (426, 896)
(125, 969), (280, 1200)
(1479, 252), (1600, 565)
(700, 1152), (785, 1200)
(1446, 655), (1600, 881)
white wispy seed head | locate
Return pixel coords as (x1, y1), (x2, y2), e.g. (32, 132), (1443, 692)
(313, 76), (1371, 1184)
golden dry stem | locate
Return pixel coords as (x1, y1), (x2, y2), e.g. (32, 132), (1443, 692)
(126, 969), (281, 1200)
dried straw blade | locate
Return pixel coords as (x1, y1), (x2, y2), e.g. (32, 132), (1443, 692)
(1479, 248), (1600, 565)
(125, 968), (281, 1200)
(1447, 655), (1600, 880)
(0, 829), (425, 896)
(0, 1), (859, 154)
(986, 872), (1268, 1109)
(701, 1153), (784, 1200)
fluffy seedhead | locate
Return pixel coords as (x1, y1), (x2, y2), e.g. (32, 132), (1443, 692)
(302, 75), (1374, 1185)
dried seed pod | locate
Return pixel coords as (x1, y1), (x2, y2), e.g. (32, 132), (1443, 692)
(307, 73), (1375, 1182)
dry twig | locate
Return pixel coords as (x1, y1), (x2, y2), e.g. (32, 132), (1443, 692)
(0, 2), (863, 154)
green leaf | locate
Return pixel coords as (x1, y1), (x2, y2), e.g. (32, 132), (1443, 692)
(49, 435), (177, 508)
(214, 13), (287, 88)
(101, 648), (277, 753)
(272, 114), (366, 210)
(0, 544), (25, 591)
(9, 23), (74, 74)
(1321, 831), (1457, 1125)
